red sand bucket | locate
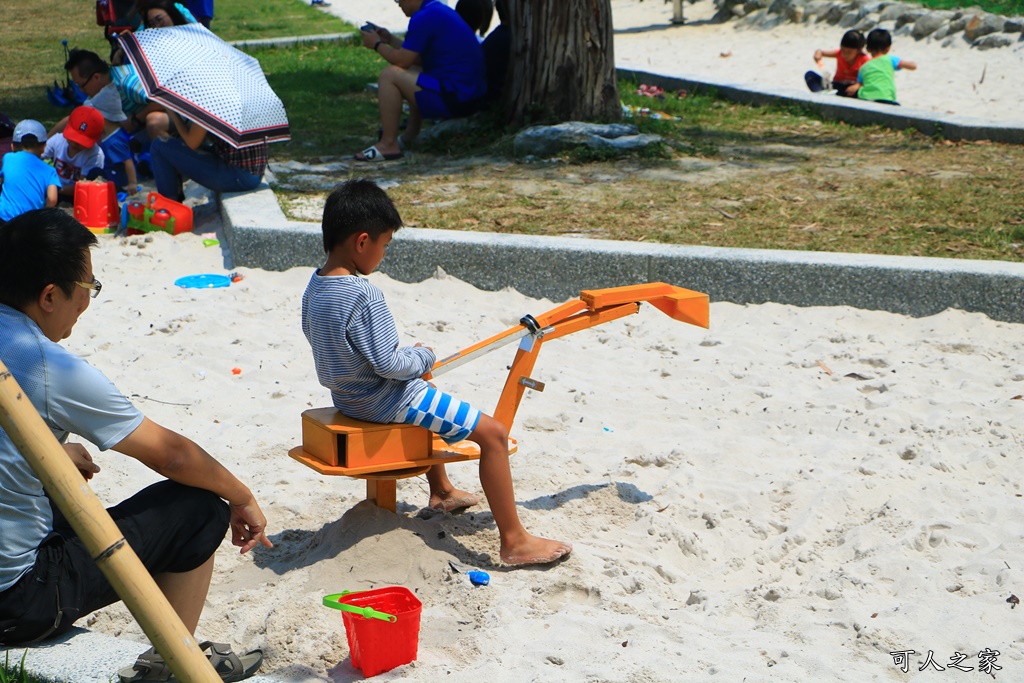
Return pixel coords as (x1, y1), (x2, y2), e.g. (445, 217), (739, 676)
(323, 587), (422, 678)
(73, 180), (118, 234)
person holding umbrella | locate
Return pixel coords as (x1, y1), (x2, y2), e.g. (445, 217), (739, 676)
(150, 111), (267, 201)
(116, 23), (288, 200)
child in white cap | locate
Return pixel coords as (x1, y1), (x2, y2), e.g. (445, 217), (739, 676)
(0, 121), (62, 223)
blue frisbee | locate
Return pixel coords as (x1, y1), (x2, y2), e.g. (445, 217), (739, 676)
(174, 274), (232, 289)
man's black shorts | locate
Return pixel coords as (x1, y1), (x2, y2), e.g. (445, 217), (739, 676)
(0, 480), (229, 645)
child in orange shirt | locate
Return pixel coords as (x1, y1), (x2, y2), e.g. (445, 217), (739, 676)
(805, 30), (869, 97)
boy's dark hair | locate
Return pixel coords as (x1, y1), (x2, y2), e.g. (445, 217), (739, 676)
(866, 28), (892, 53)
(0, 209), (98, 309)
(321, 179), (403, 253)
(840, 30), (865, 50)
(65, 49), (110, 77)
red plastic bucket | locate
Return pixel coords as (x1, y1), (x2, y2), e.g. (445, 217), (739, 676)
(323, 587), (422, 678)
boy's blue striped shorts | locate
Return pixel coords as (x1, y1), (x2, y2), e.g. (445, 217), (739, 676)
(394, 386), (481, 444)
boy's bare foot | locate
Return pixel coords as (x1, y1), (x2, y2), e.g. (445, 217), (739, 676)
(430, 489), (481, 513)
(501, 537), (573, 567)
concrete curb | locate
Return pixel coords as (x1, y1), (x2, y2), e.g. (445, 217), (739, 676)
(221, 184), (1024, 324)
(617, 65), (1024, 144)
(226, 31), (1024, 144)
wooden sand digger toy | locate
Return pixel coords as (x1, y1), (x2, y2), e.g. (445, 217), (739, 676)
(289, 282), (709, 512)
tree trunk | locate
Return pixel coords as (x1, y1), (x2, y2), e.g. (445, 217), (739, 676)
(503, 0), (620, 126)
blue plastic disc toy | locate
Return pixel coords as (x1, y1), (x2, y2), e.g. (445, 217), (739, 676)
(174, 274), (232, 289)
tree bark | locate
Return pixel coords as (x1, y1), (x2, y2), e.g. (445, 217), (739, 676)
(503, 0), (620, 126)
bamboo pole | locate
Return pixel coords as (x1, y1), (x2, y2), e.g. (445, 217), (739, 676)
(0, 360), (219, 683)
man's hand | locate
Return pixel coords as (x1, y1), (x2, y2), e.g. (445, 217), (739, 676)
(63, 442), (101, 480)
(229, 499), (274, 554)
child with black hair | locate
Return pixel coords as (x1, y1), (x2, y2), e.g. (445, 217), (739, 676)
(850, 28), (917, 105)
(0, 121), (62, 223)
(806, 30), (869, 97)
(301, 179), (572, 567)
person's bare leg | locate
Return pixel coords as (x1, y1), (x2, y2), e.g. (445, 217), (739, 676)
(146, 113), (169, 140)
(154, 554), (214, 635)
(426, 464), (480, 512)
(471, 414), (572, 566)
(373, 65), (421, 156)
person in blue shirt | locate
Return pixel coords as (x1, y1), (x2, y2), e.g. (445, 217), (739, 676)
(0, 121), (61, 224)
(356, 0), (486, 162)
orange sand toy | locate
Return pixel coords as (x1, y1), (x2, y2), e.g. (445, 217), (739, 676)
(289, 282), (709, 511)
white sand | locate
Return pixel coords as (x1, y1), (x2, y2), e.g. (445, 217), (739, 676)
(69, 229), (1023, 681)
(325, 0), (1024, 123)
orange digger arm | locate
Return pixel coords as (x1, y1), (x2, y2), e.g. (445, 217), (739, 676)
(426, 283), (709, 431)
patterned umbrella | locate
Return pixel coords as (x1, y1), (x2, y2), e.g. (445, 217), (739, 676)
(117, 23), (289, 149)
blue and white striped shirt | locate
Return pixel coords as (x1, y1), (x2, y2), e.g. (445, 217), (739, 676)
(301, 271), (435, 422)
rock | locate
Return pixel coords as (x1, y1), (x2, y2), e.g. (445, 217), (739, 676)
(878, 3), (916, 22)
(758, 13), (788, 28)
(1005, 19), (1023, 32)
(417, 117), (476, 144)
(912, 11), (950, 38)
(974, 32), (1014, 49)
(819, 4), (847, 23)
(964, 13), (1004, 40)
(931, 23), (951, 40)
(895, 9), (926, 27)
(512, 122), (661, 157)
(853, 12), (879, 31)
(838, 8), (866, 26)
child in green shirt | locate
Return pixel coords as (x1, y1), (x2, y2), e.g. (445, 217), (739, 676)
(849, 29), (917, 105)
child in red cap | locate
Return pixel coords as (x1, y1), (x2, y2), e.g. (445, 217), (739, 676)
(42, 106), (106, 198)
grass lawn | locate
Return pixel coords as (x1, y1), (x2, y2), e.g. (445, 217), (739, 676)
(2, 0), (1023, 262)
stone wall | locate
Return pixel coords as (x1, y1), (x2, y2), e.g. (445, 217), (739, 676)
(714, 0), (1023, 50)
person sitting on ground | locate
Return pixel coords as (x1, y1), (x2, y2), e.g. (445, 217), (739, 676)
(848, 28), (917, 105)
(109, 2), (197, 142)
(0, 209), (270, 682)
(0, 121), (62, 224)
(49, 49), (128, 140)
(357, 0), (487, 161)
(132, 0), (196, 28)
(150, 110), (267, 201)
(302, 179), (573, 567)
(42, 106), (106, 198)
(55, 51), (141, 195)
(805, 29), (869, 97)
(456, 0), (493, 39)
(480, 0), (510, 105)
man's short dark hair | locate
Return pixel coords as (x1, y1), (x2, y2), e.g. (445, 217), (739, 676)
(840, 30), (865, 50)
(321, 179), (403, 253)
(65, 49), (110, 78)
(866, 28), (892, 53)
(0, 209), (98, 309)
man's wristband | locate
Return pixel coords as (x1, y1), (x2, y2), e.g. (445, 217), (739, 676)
(374, 39), (384, 51)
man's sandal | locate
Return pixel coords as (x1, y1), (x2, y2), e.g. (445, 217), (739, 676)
(118, 642), (263, 683)
(354, 145), (403, 162)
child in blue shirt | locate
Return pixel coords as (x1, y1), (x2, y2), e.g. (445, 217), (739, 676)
(302, 179), (572, 567)
(0, 121), (62, 223)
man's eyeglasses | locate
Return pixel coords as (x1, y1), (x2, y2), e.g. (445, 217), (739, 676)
(71, 71), (95, 89)
(75, 278), (103, 299)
